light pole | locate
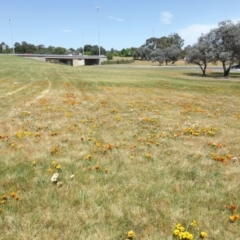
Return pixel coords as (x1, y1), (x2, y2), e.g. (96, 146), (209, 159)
(82, 32), (84, 55)
(96, 5), (101, 65)
(9, 19), (15, 54)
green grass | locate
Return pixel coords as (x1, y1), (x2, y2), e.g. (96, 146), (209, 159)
(0, 55), (240, 239)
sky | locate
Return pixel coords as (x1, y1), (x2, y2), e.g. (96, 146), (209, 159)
(1, 0), (240, 51)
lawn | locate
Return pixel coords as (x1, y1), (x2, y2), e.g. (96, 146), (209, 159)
(0, 55), (240, 240)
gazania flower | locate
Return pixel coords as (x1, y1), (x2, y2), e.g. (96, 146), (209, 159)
(173, 229), (180, 236)
(57, 182), (63, 187)
(230, 205), (237, 211)
(1, 195), (7, 200)
(52, 161), (57, 167)
(10, 192), (15, 198)
(190, 220), (198, 227)
(200, 231), (208, 238)
(128, 230), (135, 238)
(56, 165), (61, 170)
(51, 173), (59, 183)
(230, 214), (239, 222)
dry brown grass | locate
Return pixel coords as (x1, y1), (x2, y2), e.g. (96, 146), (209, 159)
(0, 55), (240, 239)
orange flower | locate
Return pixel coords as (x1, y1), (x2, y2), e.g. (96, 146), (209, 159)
(230, 205), (237, 211)
(10, 192), (15, 198)
(1, 195), (7, 200)
(230, 214), (239, 222)
(94, 165), (100, 170)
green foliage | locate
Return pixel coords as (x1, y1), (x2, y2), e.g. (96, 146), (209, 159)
(101, 59), (134, 65)
(106, 52), (113, 60)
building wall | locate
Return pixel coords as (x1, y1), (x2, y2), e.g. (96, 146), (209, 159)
(73, 59), (85, 66)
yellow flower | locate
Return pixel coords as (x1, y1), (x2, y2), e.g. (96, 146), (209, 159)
(190, 220), (197, 227)
(56, 165), (61, 170)
(179, 231), (193, 240)
(230, 214), (239, 222)
(52, 161), (57, 167)
(128, 230), (135, 238)
(84, 154), (92, 160)
(10, 192), (15, 198)
(173, 229), (180, 236)
(200, 231), (208, 238)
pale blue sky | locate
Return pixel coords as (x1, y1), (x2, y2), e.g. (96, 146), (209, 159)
(1, 0), (240, 51)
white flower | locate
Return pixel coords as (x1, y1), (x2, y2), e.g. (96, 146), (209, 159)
(51, 173), (59, 183)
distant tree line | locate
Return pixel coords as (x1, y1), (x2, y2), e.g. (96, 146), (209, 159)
(0, 41), (136, 59)
(1, 19), (240, 77)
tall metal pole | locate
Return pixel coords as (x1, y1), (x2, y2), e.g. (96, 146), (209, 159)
(82, 32), (84, 55)
(96, 5), (101, 65)
(9, 19), (15, 54)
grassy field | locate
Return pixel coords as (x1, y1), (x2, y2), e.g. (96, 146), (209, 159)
(0, 55), (240, 240)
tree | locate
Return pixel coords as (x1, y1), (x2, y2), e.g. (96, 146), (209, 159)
(186, 34), (215, 76)
(133, 47), (152, 60)
(0, 42), (9, 53)
(143, 33), (184, 50)
(83, 45), (106, 55)
(151, 45), (181, 65)
(210, 20), (240, 77)
(150, 49), (165, 64)
(46, 46), (55, 54)
(106, 52), (113, 60)
(168, 33), (184, 49)
(54, 47), (67, 55)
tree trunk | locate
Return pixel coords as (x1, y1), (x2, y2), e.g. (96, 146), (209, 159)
(222, 61), (232, 77)
(197, 63), (206, 76)
(223, 68), (230, 77)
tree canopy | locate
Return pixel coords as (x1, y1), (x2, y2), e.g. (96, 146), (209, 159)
(186, 20), (240, 77)
(186, 34), (215, 76)
(151, 45), (181, 65)
(135, 33), (184, 64)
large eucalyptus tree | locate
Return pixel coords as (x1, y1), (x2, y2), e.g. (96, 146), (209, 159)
(186, 34), (215, 76)
(151, 44), (181, 65)
(208, 20), (240, 76)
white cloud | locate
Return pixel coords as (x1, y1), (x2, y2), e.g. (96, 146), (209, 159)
(178, 24), (217, 46)
(160, 11), (173, 25)
(61, 29), (72, 33)
(108, 15), (124, 22)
